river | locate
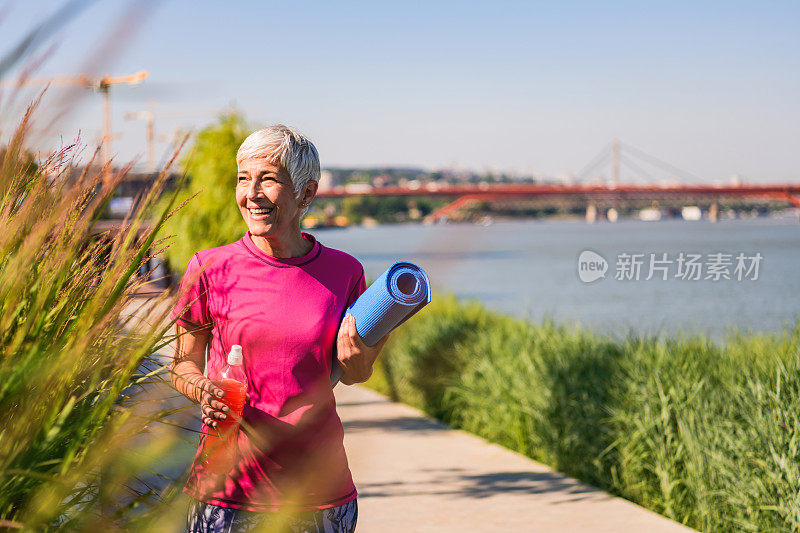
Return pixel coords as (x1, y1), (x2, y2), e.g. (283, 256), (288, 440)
(311, 215), (800, 340)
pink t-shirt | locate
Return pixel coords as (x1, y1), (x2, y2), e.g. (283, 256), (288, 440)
(171, 231), (366, 512)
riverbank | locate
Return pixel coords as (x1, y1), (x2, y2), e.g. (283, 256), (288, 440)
(365, 295), (800, 531)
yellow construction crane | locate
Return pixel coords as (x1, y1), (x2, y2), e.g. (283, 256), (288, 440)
(2, 70), (148, 174)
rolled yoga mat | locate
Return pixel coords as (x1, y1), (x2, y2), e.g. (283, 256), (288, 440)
(331, 261), (431, 386)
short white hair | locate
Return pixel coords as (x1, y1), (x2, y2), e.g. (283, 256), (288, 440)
(236, 125), (320, 208)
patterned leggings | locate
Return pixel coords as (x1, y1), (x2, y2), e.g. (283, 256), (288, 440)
(186, 498), (358, 533)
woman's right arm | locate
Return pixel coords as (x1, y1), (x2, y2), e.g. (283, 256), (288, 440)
(171, 324), (229, 428)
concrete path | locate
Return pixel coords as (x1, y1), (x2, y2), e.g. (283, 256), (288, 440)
(336, 385), (692, 533)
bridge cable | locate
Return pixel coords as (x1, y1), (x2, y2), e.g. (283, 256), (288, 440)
(576, 141), (612, 181)
(619, 154), (657, 184)
(621, 142), (704, 183)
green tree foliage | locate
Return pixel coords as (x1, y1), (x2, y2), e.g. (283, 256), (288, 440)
(161, 112), (250, 272)
(341, 196), (412, 224)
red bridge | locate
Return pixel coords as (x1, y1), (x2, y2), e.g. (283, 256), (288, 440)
(315, 141), (800, 222)
(316, 183), (800, 221)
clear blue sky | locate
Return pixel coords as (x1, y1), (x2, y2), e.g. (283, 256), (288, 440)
(2, 0), (799, 182)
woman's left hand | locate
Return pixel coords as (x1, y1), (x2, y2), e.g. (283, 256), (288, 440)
(336, 313), (390, 384)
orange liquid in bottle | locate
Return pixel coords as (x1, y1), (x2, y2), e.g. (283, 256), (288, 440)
(201, 378), (247, 474)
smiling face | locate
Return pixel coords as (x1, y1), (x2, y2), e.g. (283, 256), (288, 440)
(236, 158), (306, 241)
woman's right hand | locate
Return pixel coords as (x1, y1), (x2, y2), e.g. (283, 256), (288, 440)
(198, 379), (229, 428)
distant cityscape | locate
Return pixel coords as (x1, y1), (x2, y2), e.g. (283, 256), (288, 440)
(319, 166), (545, 191)
(95, 164), (798, 229)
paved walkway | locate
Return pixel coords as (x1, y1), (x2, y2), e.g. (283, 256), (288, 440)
(336, 385), (692, 532)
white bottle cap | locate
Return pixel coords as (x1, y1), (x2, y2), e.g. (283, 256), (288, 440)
(228, 345), (243, 365)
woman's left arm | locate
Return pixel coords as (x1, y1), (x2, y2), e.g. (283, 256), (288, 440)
(336, 313), (391, 385)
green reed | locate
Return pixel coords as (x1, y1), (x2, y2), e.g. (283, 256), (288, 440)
(0, 100), (190, 531)
(368, 295), (800, 531)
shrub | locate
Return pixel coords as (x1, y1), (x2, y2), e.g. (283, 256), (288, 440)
(368, 297), (800, 531)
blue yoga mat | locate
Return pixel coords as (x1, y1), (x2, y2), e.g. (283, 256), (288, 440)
(331, 261), (431, 385)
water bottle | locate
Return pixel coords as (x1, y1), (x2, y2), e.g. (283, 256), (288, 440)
(200, 345), (248, 474)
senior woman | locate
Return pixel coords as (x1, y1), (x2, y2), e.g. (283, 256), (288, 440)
(170, 125), (388, 533)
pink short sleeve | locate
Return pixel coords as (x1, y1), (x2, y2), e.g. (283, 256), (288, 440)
(171, 254), (211, 330)
(345, 265), (367, 310)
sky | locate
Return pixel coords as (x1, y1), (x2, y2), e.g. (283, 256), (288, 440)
(1, 0), (799, 182)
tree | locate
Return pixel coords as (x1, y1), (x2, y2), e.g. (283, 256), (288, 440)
(161, 112), (251, 271)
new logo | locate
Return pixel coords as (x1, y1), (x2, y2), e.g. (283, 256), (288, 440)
(577, 250), (608, 283)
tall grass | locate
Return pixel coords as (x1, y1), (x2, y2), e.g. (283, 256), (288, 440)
(368, 295), (800, 531)
(0, 100), (189, 531)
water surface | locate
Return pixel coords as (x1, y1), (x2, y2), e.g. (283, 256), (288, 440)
(312, 217), (800, 340)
